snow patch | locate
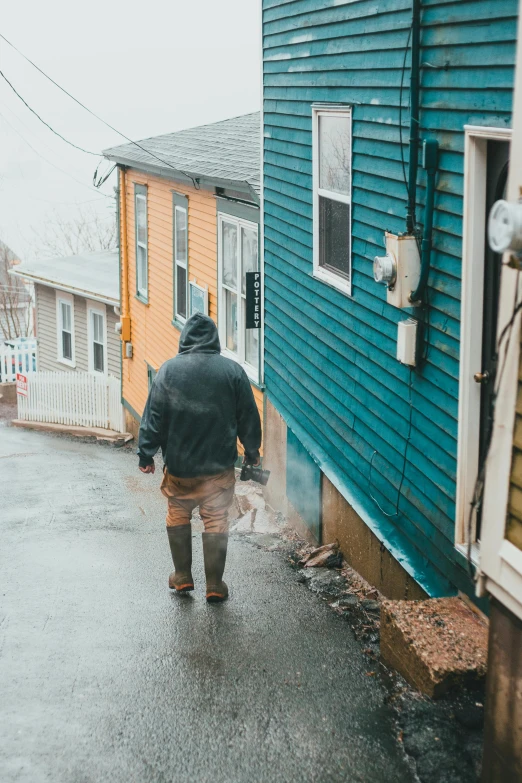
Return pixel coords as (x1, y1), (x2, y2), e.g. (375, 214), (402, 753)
(289, 34), (313, 44)
(265, 53), (292, 61)
(229, 482), (281, 535)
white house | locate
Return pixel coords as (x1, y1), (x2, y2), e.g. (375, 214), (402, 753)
(11, 250), (120, 378)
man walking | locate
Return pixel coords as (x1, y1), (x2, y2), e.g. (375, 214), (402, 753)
(137, 313), (261, 602)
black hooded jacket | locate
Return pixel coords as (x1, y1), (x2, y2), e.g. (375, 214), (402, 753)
(137, 313), (261, 477)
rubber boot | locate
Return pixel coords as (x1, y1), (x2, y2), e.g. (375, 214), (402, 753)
(202, 532), (229, 602)
(167, 525), (194, 593)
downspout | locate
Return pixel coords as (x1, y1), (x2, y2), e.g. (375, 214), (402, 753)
(119, 166), (131, 343)
(410, 139), (439, 304)
(406, 0), (421, 235)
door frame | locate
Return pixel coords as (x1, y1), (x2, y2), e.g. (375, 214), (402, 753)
(480, 2), (522, 619)
(456, 125), (512, 559)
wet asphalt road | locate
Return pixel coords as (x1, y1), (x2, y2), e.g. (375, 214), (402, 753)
(0, 427), (414, 783)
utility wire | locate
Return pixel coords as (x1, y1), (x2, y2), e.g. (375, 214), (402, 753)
(0, 109), (112, 199)
(0, 31), (200, 188)
(369, 368), (414, 518)
(399, 24), (413, 202)
(0, 67), (99, 155)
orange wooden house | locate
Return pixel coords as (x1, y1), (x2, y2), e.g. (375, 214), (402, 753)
(103, 113), (263, 446)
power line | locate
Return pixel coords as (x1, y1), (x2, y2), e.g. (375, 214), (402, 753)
(0, 109), (113, 199)
(0, 31), (201, 188)
(0, 67), (99, 156)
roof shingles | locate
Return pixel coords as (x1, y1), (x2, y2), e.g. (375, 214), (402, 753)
(103, 112), (260, 196)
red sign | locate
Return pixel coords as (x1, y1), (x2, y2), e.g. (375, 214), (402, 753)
(16, 373), (28, 397)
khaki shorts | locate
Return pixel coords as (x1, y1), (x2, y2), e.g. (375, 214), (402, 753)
(160, 467), (236, 534)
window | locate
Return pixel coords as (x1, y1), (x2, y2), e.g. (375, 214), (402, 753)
(56, 291), (75, 367)
(312, 106), (352, 295)
(135, 184), (148, 300)
(88, 304), (107, 374)
(173, 192), (188, 323)
(218, 213), (260, 382)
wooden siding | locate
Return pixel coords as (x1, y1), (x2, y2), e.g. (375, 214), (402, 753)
(262, 0), (518, 596)
(507, 327), (522, 549)
(120, 170), (264, 436)
(35, 283), (120, 378)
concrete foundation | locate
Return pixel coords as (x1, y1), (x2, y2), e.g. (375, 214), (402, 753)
(263, 398), (426, 600)
(263, 398), (288, 518)
(322, 475), (427, 601)
(287, 500), (319, 545)
(482, 599), (522, 782)
(12, 419), (133, 444)
(124, 407), (141, 442)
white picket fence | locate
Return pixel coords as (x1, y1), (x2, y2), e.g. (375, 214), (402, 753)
(0, 339), (38, 383)
(17, 371), (126, 433)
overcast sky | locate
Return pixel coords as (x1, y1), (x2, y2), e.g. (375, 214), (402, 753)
(0, 0), (260, 259)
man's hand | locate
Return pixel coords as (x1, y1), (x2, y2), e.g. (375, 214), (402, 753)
(243, 455), (260, 467)
(139, 463), (155, 474)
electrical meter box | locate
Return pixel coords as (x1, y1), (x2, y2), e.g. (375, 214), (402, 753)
(374, 232), (421, 309)
(397, 318), (418, 366)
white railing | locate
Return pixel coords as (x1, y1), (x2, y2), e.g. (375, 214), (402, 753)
(0, 339), (38, 383)
(17, 371), (126, 434)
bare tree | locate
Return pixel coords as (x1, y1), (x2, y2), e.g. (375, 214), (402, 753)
(31, 203), (117, 259)
(0, 242), (32, 340)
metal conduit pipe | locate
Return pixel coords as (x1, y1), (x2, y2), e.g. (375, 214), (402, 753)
(119, 166), (131, 343)
(410, 139), (439, 304)
(406, 0), (421, 235)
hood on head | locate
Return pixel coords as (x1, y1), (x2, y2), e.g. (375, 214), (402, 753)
(178, 313), (221, 355)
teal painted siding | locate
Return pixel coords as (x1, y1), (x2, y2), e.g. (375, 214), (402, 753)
(262, 0), (519, 596)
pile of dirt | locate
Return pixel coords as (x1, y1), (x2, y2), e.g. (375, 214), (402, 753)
(381, 597), (488, 698)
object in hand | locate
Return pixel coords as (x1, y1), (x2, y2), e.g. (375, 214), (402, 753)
(240, 463), (270, 486)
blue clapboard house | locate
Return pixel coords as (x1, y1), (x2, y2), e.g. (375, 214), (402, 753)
(260, 0), (519, 599)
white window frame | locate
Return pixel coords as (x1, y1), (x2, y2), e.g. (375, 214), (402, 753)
(135, 186), (148, 301)
(217, 213), (260, 384)
(456, 125), (512, 563)
(87, 301), (107, 375)
(55, 290), (75, 368)
(173, 194), (189, 324)
(312, 104), (353, 297)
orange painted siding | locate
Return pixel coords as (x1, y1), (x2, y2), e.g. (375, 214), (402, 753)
(120, 169), (263, 449)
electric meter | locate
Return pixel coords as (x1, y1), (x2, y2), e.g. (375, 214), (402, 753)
(374, 232), (420, 308)
(373, 253), (397, 287)
(488, 199), (522, 254)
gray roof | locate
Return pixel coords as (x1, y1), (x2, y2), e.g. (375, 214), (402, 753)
(10, 250), (119, 305)
(103, 112), (260, 197)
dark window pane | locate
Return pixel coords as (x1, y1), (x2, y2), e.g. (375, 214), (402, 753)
(177, 265), (187, 318)
(93, 343), (104, 373)
(62, 331), (72, 361)
(319, 196), (351, 279)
